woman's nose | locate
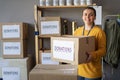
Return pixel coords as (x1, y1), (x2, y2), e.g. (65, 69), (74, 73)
(86, 15), (90, 18)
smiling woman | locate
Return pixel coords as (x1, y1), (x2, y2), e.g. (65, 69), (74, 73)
(74, 7), (106, 80)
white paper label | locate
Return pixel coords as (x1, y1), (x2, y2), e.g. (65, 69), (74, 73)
(2, 25), (20, 38)
(41, 53), (59, 64)
(41, 21), (60, 34)
(2, 67), (20, 80)
(53, 40), (74, 61)
(3, 42), (21, 55)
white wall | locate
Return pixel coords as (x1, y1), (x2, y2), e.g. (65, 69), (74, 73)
(0, 0), (39, 55)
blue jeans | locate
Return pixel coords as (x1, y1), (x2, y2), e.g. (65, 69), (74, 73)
(78, 76), (101, 80)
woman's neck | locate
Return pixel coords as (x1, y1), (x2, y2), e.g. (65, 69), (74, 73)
(85, 24), (93, 30)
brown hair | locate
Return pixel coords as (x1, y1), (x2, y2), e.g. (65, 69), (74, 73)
(83, 7), (96, 17)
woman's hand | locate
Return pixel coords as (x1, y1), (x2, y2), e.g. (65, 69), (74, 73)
(86, 52), (93, 63)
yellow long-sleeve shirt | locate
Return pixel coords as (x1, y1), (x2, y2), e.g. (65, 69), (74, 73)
(74, 26), (106, 78)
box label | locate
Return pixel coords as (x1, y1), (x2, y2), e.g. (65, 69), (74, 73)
(41, 21), (59, 34)
(41, 53), (59, 64)
(53, 40), (74, 61)
(2, 67), (20, 80)
(3, 42), (21, 55)
(2, 25), (20, 38)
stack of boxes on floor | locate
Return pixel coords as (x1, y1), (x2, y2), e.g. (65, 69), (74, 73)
(29, 16), (95, 80)
(0, 23), (34, 80)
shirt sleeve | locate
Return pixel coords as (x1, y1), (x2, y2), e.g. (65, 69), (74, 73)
(91, 29), (106, 61)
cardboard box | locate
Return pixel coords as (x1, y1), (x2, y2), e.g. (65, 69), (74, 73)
(38, 16), (61, 36)
(0, 55), (34, 80)
(0, 23), (28, 40)
(29, 64), (77, 80)
(51, 36), (95, 65)
(2, 39), (27, 59)
(39, 50), (59, 64)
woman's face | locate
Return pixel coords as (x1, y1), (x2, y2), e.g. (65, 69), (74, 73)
(82, 9), (96, 25)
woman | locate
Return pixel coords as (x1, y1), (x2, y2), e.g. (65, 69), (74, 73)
(74, 7), (106, 80)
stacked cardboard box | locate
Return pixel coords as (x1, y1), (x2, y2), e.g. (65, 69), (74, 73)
(38, 16), (72, 36)
(0, 55), (34, 80)
(0, 22), (34, 80)
(38, 17), (61, 36)
(0, 23), (28, 58)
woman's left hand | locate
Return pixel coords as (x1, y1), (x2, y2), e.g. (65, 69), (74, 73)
(86, 52), (93, 63)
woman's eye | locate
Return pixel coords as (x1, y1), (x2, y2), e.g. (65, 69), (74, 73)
(89, 13), (94, 16)
(84, 13), (88, 16)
